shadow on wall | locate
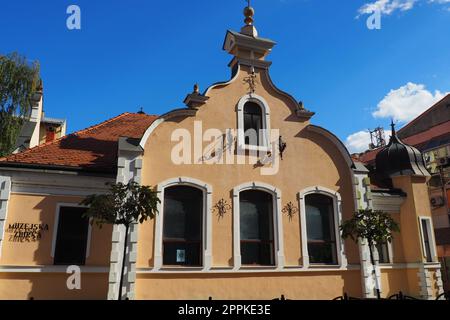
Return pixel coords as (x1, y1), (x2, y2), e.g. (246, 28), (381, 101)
(25, 196), (111, 300)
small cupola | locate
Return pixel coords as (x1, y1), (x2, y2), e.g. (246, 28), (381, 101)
(376, 121), (429, 183)
(223, 1), (276, 71)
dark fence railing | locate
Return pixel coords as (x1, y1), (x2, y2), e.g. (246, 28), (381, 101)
(333, 291), (450, 301)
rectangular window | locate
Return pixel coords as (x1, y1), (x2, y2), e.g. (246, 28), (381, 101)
(305, 194), (338, 265)
(240, 190), (275, 266)
(54, 206), (90, 265)
(420, 218), (435, 263)
(376, 243), (390, 264)
(163, 186), (203, 267)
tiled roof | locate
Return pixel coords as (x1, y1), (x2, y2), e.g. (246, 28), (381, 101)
(0, 113), (158, 174)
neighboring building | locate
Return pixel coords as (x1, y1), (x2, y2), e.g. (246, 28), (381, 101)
(357, 94), (450, 290)
(14, 81), (66, 154)
(0, 5), (444, 300)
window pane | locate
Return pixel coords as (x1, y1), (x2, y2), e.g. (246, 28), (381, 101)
(376, 243), (390, 264)
(307, 242), (336, 265)
(421, 220), (433, 263)
(163, 242), (201, 266)
(54, 207), (89, 265)
(305, 194), (337, 264)
(243, 102), (263, 146)
(240, 190), (275, 266)
(163, 186), (203, 266)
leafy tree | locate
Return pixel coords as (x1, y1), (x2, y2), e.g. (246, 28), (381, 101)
(340, 208), (400, 299)
(0, 52), (40, 157)
(81, 182), (160, 300)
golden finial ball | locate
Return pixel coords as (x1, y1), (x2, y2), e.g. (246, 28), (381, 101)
(244, 6), (254, 18)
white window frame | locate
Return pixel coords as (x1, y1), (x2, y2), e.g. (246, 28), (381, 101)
(374, 241), (394, 265)
(236, 94), (271, 152)
(51, 203), (92, 262)
(418, 216), (438, 263)
(153, 177), (212, 271)
(233, 182), (284, 270)
(298, 186), (347, 269)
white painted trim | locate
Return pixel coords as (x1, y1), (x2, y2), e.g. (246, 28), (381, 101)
(139, 118), (165, 149)
(298, 186), (347, 269)
(232, 181), (284, 270)
(306, 126), (354, 169)
(137, 265), (361, 274)
(51, 203), (92, 262)
(203, 64), (241, 97)
(236, 94), (272, 151)
(418, 216), (438, 263)
(154, 177), (213, 271)
(0, 177), (11, 259)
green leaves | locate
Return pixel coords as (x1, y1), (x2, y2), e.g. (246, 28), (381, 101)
(81, 182), (161, 228)
(340, 208), (400, 247)
(0, 52), (41, 157)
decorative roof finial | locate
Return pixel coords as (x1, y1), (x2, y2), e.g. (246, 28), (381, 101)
(244, 0), (254, 26)
(138, 107), (145, 114)
(193, 83), (200, 94)
(391, 119), (396, 135)
(241, 0), (258, 37)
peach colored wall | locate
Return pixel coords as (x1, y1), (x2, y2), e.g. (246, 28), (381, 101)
(139, 66), (359, 269)
(136, 271), (362, 300)
(0, 273), (108, 300)
(393, 176), (434, 263)
(0, 193), (112, 266)
(380, 269), (410, 297)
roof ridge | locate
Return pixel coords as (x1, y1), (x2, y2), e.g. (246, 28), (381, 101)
(72, 112), (131, 136)
(0, 112), (134, 162)
(398, 93), (450, 134)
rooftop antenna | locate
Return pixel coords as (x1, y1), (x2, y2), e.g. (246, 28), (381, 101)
(368, 126), (386, 150)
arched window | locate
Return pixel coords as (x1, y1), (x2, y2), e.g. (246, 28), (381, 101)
(305, 194), (337, 265)
(240, 190), (275, 266)
(163, 186), (203, 266)
(243, 102), (263, 146)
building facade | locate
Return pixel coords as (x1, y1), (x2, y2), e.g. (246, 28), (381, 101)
(0, 5), (444, 300)
(357, 94), (450, 290)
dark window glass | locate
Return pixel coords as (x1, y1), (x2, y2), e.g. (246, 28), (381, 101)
(305, 194), (337, 265)
(54, 207), (89, 265)
(421, 220), (433, 263)
(243, 102), (263, 146)
(376, 243), (390, 264)
(240, 190), (275, 266)
(163, 186), (203, 266)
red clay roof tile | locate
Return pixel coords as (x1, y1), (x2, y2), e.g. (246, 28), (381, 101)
(0, 113), (158, 174)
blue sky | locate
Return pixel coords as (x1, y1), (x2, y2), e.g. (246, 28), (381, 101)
(1, 0), (449, 153)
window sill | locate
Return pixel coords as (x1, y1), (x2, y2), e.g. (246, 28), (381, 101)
(239, 144), (271, 153)
(308, 264), (341, 269)
(159, 266), (204, 271)
(239, 265), (278, 271)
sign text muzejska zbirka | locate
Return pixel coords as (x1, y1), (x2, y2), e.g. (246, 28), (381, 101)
(6, 223), (49, 242)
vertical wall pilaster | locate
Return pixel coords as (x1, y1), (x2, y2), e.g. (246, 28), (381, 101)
(418, 265), (433, 300)
(353, 167), (382, 298)
(0, 177), (11, 259)
(107, 143), (143, 300)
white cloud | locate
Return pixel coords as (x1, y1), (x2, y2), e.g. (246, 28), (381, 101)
(357, 0), (450, 16)
(358, 0), (418, 17)
(346, 82), (449, 154)
(372, 82), (447, 122)
(345, 128), (392, 153)
(346, 130), (372, 154)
